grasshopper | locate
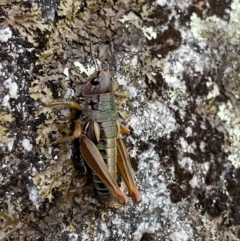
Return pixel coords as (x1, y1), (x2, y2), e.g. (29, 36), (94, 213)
(45, 47), (142, 205)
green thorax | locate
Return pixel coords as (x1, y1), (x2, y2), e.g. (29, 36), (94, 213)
(83, 93), (118, 122)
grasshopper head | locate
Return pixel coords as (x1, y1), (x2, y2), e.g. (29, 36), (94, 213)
(82, 70), (113, 96)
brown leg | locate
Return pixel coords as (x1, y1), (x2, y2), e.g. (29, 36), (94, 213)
(117, 137), (142, 203)
(41, 100), (82, 110)
(119, 123), (130, 135)
(53, 120), (82, 144)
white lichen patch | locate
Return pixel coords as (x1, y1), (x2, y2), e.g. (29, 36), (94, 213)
(130, 55), (138, 69)
(4, 78), (18, 99)
(178, 157), (193, 172)
(119, 12), (157, 40)
(28, 186), (43, 209)
(169, 229), (190, 241)
(206, 77), (220, 99)
(68, 233), (78, 241)
(63, 67), (70, 79)
(6, 138), (14, 152)
(189, 175), (198, 188)
(161, 44), (207, 91)
(2, 94), (10, 108)
(119, 12), (141, 27)
(185, 126), (192, 137)
(73, 61), (96, 77)
(128, 100), (178, 139)
(179, 137), (196, 153)
(22, 138), (33, 152)
(190, 13), (224, 41)
(142, 26), (157, 40)
(0, 27), (12, 42)
(156, 0), (168, 6)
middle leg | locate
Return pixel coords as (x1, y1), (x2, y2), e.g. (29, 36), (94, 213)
(53, 120), (83, 144)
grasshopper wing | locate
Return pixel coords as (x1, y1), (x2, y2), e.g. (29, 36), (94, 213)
(117, 138), (142, 203)
(80, 136), (128, 205)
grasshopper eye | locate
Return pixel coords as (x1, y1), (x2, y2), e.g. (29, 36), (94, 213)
(91, 76), (100, 86)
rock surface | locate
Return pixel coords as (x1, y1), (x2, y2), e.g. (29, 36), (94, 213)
(0, 0), (240, 240)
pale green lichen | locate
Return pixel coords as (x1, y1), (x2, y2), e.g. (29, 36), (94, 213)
(0, 200), (22, 240)
(217, 101), (240, 168)
(32, 157), (75, 202)
(190, 0), (240, 45)
(119, 12), (157, 40)
(5, 3), (49, 46)
(190, 0), (240, 169)
(190, 13), (223, 41)
(0, 111), (15, 150)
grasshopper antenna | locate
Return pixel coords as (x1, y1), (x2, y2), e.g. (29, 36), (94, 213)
(90, 43), (99, 71)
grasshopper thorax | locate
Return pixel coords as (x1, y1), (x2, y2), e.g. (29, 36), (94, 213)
(82, 70), (113, 96)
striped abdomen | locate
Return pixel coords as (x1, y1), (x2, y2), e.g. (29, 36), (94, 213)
(92, 121), (118, 196)
(82, 93), (119, 197)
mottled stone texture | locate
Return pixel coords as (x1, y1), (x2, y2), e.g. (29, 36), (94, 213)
(1, 0), (240, 240)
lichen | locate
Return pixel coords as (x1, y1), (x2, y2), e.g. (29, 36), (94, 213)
(217, 101), (240, 167)
(3, 2), (49, 46)
(190, 0), (240, 45)
(32, 157), (74, 202)
(1, 0), (240, 240)
(190, 0), (240, 170)
(119, 12), (157, 40)
(0, 201), (22, 240)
